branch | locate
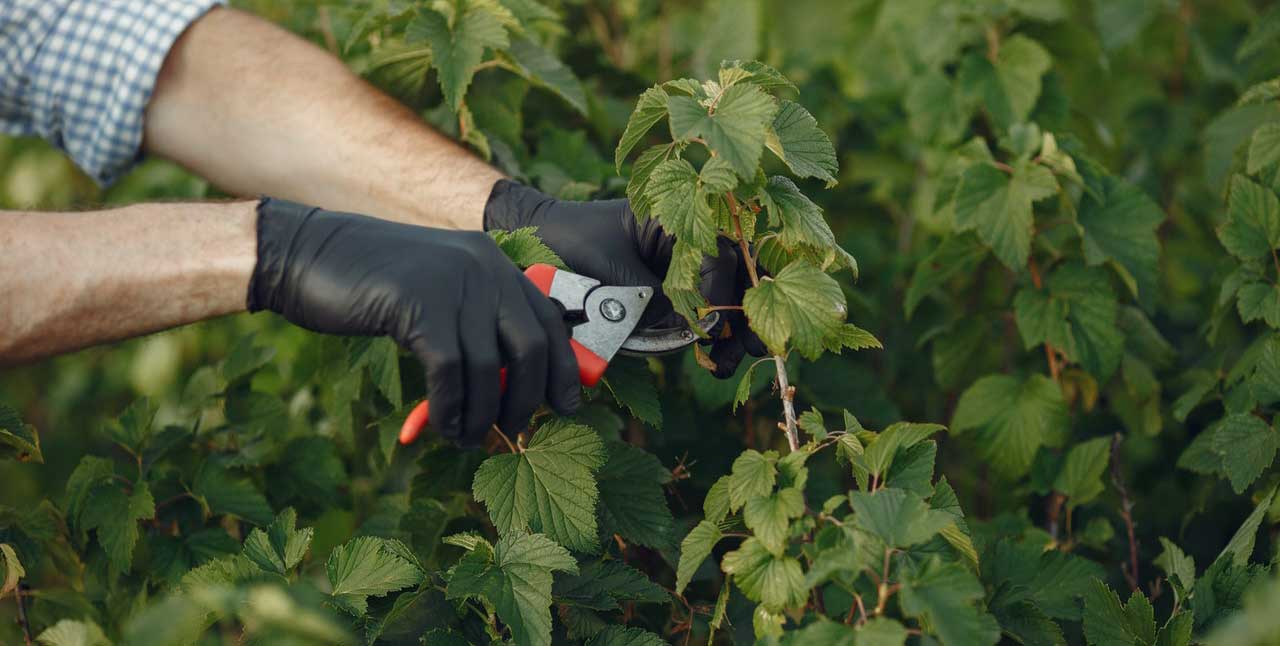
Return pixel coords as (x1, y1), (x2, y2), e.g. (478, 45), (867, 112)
(727, 192), (798, 451)
(15, 584), (33, 646)
(1110, 433), (1141, 592)
(1027, 259), (1061, 382)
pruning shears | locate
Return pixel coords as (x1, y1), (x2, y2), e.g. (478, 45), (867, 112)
(398, 263), (718, 444)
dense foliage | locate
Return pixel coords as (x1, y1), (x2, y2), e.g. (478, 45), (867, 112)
(6, 0), (1280, 644)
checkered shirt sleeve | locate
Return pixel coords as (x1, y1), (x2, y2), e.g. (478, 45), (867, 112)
(0, 0), (225, 186)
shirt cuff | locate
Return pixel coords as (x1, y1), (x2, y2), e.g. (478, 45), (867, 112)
(27, 0), (226, 186)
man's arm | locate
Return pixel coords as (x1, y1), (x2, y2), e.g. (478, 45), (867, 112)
(0, 202), (257, 364)
(143, 7), (502, 230)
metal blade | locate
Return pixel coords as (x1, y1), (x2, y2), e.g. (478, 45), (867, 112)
(619, 311), (721, 355)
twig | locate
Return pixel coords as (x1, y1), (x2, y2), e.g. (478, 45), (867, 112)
(726, 192), (799, 452)
(492, 426), (519, 454)
(15, 584), (33, 646)
(1045, 492), (1065, 541)
(1110, 433), (1140, 592)
(1027, 259), (1062, 382)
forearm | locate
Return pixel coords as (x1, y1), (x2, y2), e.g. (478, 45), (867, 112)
(0, 202), (257, 365)
(143, 7), (502, 230)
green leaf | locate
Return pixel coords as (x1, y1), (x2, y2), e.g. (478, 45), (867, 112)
(645, 158), (717, 255)
(743, 260), (847, 359)
(615, 86), (669, 172)
(81, 481), (154, 574)
(586, 626), (668, 646)
(784, 618), (909, 646)
(759, 175), (837, 251)
(1236, 282), (1280, 328)
(1082, 578), (1157, 646)
(1220, 175), (1280, 261)
(743, 487), (804, 554)
(192, 463), (273, 526)
(985, 539), (1106, 621)
(446, 532), (577, 646)
(728, 449), (778, 511)
(327, 536), (423, 615)
(1247, 122), (1280, 175)
(1238, 4), (1280, 61)
(675, 519), (723, 595)
(952, 374), (1069, 477)
(64, 456), (116, 538)
(102, 398), (155, 457)
(721, 537), (806, 610)
(348, 337), (402, 409)
(504, 35), (586, 114)
(1077, 174), (1165, 306)
(1053, 436), (1112, 507)
(766, 100), (838, 185)
(627, 143), (683, 220)
(0, 404), (41, 464)
(603, 357), (662, 429)
(953, 162), (1058, 270)
(864, 422), (945, 481)
(699, 155), (738, 194)
(668, 83), (778, 179)
(597, 442), (675, 549)
(1217, 484), (1277, 567)
(1209, 414), (1278, 494)
(961, 35), (1053, 127)
(900, 557), (1000, 646)
(0, 543), (22, 599)
(720, 60), (797, 94)
(904, 234), (987, 319)
(472, 418), (606, 552)
(408, 0), (514, 111)
(1155, 537), (1196, 606)
(35, 619), (110, 646)
(490, 227), (566, 269)
(553, 560), (668, 609)
(850, 488), (953, 548)
(242, 508), (313, 576)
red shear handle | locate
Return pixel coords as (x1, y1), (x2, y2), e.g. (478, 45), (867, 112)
(398, 264), (609, 445)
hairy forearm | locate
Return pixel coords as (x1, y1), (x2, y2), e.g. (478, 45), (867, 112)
(0, 202), (257, 365)
(143, 7), (502, 231)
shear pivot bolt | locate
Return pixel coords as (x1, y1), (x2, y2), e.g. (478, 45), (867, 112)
(600, 298), (627, 322)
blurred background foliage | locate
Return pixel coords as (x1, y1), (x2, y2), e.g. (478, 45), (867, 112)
(6, 0), (1280, 643)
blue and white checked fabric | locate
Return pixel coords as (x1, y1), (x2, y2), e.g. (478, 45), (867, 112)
(1, 0), (225, 186)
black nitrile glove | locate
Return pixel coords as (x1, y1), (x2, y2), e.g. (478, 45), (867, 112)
(248, 198), (580, 446)
(483, 180), (768, 378)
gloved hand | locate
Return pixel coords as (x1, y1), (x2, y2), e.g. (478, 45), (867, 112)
(484, 180), (768, 378)
(248, 198), (580, 446)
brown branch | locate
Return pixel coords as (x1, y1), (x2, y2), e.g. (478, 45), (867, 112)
(1045, 492), (1065, 541)
(15, 584), (33, 646)
(1110, 433), (1141, 592)
(727, 191), (799, 451)
(1027, 259), (1062, 382)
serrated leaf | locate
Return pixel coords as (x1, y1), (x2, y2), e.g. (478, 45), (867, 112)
(327, 536), (423, 615)
(704, 477), (732, 526)
(1209, 414), (1278, 494)
(1220, 175), (1280, 261)
(743, 260), (846, 359)
(626, 143), (682, 220)
(766, 100), (838, 184)
(1155, 537), (1196, 607)
(35, 619), (110, 646)
(603, 357), (662, 429)
(905, 234), (987, 319)
(1238, 4), (1280, 61)
(900, 557), (1000, 646)
(615, 86), (669, 172)
(597, 442), (675, 549)
(1218, 484), (1277, 567)
(409, 0), (513, 111)
(954, 161), (1058, 270)
(645, 158), (718, 255)
(728, 449), (777, 511)
(554, 560), (667, 610)
(505, 35), (586, 114)
(1237, 282), (1280, 328)
(472, 418), (606, 552)
(759, 175), (837, 251)
(668, 83), (778, 178)
(81, 481), (154, 574)
(1077, 174), (1165, 306)
(1248, 122), (1280, 175)
(348, 337), (402, 409)
(952, 374), (1069, 477)
(850, 488), (953, 548)
(675, 520), (723, 595)
(961, 35), (1052, 128)
(1083, 578), (1157, 646)
(243, 508), (313, 576)
(490, 227), (566, 268)
(699, 155), (738, 194)
(101, 398), (155, 457)
(721, 537), (806, 610)
(864, 422), (945, 480)
(721, 60), (796, 94)
(743, 487), (804, 554)
(586, 626), (668, 646)
(447, 532), (576, 646)
(1053, 436), (1112, 507)
(192, 463), (273, 526)
(0, 404), (41, 464)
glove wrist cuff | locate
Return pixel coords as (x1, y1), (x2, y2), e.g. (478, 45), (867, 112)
(247, 197), (312, 314)
(483, 179), (556, 232)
